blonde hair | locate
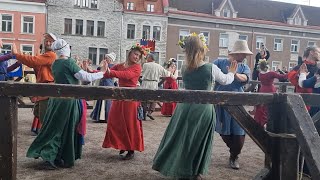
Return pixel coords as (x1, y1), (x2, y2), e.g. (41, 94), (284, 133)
(184, 36), (206, 71)
(258, 59), (269, 72)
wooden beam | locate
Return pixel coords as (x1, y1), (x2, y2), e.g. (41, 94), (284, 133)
(224, 106), (270, 154)
(300, 93), (320, 106)
(253, 168), (271, 180)
(286, 94), (320, 179)
(0, 82), (275, 106)
(0, 97), (17, 180)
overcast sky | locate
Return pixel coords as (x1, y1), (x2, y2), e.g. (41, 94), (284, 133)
(271, 0), (320, 7)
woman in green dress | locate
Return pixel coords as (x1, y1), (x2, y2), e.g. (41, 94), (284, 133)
(152, 34), (238, 179)
(27, 39), (107, 169)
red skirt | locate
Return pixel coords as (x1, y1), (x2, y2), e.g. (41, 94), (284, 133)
(161, 77), (178, 116)
(102, 100), (144, 151)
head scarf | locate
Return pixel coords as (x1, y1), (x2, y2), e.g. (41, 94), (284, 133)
(51, 39), (70, 57)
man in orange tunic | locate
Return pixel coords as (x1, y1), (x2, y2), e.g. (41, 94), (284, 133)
(12, 33), (57, 132)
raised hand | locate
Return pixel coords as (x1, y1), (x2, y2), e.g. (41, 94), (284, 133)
(228, 60), (238, 74)
(12, 43), (18, 55)
(299, 63), (308, 74)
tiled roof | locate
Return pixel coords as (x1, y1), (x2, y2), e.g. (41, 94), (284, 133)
(169, 0), (320, 26)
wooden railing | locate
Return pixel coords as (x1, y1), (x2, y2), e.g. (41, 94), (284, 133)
(1, 81), (320, 180)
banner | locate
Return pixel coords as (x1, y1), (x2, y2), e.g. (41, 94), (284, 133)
(140, 39), (156, 52)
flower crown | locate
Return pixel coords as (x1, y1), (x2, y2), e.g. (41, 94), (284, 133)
(131, 43), (151, 56)
(178, 32), (208, 50)
(257, 59), (269, 70)
(164, 58), (177, 67)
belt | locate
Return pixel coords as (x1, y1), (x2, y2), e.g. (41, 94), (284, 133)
(143, 79), (157, 82)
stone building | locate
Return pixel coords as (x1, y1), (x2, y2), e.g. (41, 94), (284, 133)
(120, 0), (169, 64)
(46, 0), (123, 64)
(166, 0), (320, 75)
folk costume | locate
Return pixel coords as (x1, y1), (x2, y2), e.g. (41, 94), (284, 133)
(90, 52), (117, 122)
(102, 63), (144, 152)
(254, 70), (287, 126)
(161, 59), (178, 116)
(214, 40), (252, 169)
(152, 62), (235, 178)
(27, 39), (104, 168)
(141, 54), (171, 120)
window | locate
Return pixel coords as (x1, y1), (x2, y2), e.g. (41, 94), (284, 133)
(219, 33), (229, 48)
(223, 8), (230, 18)
(176, 54), (185, 76)
(239, 35), (248, 41)
(127, 2), (134, 10)
(153, 26), (161, 41)
(274, 38), (283, 51)
(22, 16), (34, 34)
(291, 39), (299, 53)
(179, 29), (189, 41)
(97, 21), (105, 37)
(147, 4), (155, 12)
(289, 62), (297, 71)
(74, 0), (81, 7)
(99, 48), (108, 63)
(86, 20), (94, 36)
(74, 0), (97, 9)
(89, 47), (97, 65)
(127, 24), (135, 39)
(1, 14), (12, 32)
(200, 31), (210, 45)
(1, 44), (12, 54)
(308, 41), (316, 47)
(205, 56), (210, 62)
(271, 61), (282, 71)
(21, 45), (33, 55)
(294, 16), (301, 25)
(75, 19), (83, 35)
(142, 25), (150, 39)
(256, 36), (265, 49)
(91, 0), (98, 8)
(64, 18), (72, 34)
(89, 47), (109, 65)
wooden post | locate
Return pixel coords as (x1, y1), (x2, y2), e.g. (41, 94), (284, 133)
(0, 96), (18, 180)
(267, 94), (298, 180)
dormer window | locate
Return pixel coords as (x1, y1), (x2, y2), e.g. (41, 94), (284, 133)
(294, 15), (301, 25)
(127, 2), (134, 10)
(223, 8), (230, 18)
(147, 4), (155, 12)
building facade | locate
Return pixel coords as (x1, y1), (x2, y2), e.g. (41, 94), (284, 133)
(121, 0), (168, 64)
(0, 0), (46, 56)
(167, 0), (320, 75)
(47, 0), (123, 65)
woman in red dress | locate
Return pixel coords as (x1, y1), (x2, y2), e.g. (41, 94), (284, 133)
(254, 59), (287, 126)
(102, 45), (146, 160)
(161, 58), (178, 116)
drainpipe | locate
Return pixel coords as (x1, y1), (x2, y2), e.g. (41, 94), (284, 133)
(45, 1), (48, 33)
(120, 12), (123, 62)
(251, 28), (255, 70)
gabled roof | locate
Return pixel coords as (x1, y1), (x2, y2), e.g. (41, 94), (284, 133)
(169, 0), (320, 26)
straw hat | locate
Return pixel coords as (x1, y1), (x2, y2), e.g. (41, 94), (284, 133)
(229, 40), (253, 55)
(105, 52), (116, 62)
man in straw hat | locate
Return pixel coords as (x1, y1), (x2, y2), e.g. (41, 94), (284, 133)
(213, 40), (252, 170)
(12, 33), (57, 134)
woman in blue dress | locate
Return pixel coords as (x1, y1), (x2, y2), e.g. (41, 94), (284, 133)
(90, 52), (117, 123)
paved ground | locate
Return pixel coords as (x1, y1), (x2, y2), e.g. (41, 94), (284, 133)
(17, 107), (264, 180)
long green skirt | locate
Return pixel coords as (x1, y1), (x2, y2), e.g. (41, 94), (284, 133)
(27, 98), (82, 167)
(152, 103), (216, 178)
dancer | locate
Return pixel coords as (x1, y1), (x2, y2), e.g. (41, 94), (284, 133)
(254, 59), (287, 127)
(161, 58), (178, 116)
(90, 52), (117, 123)
(102, 44), (146, 160)
(214, 40), (252, 170)
(27, 39), (107, 169)
(153, 33), (237, 179)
